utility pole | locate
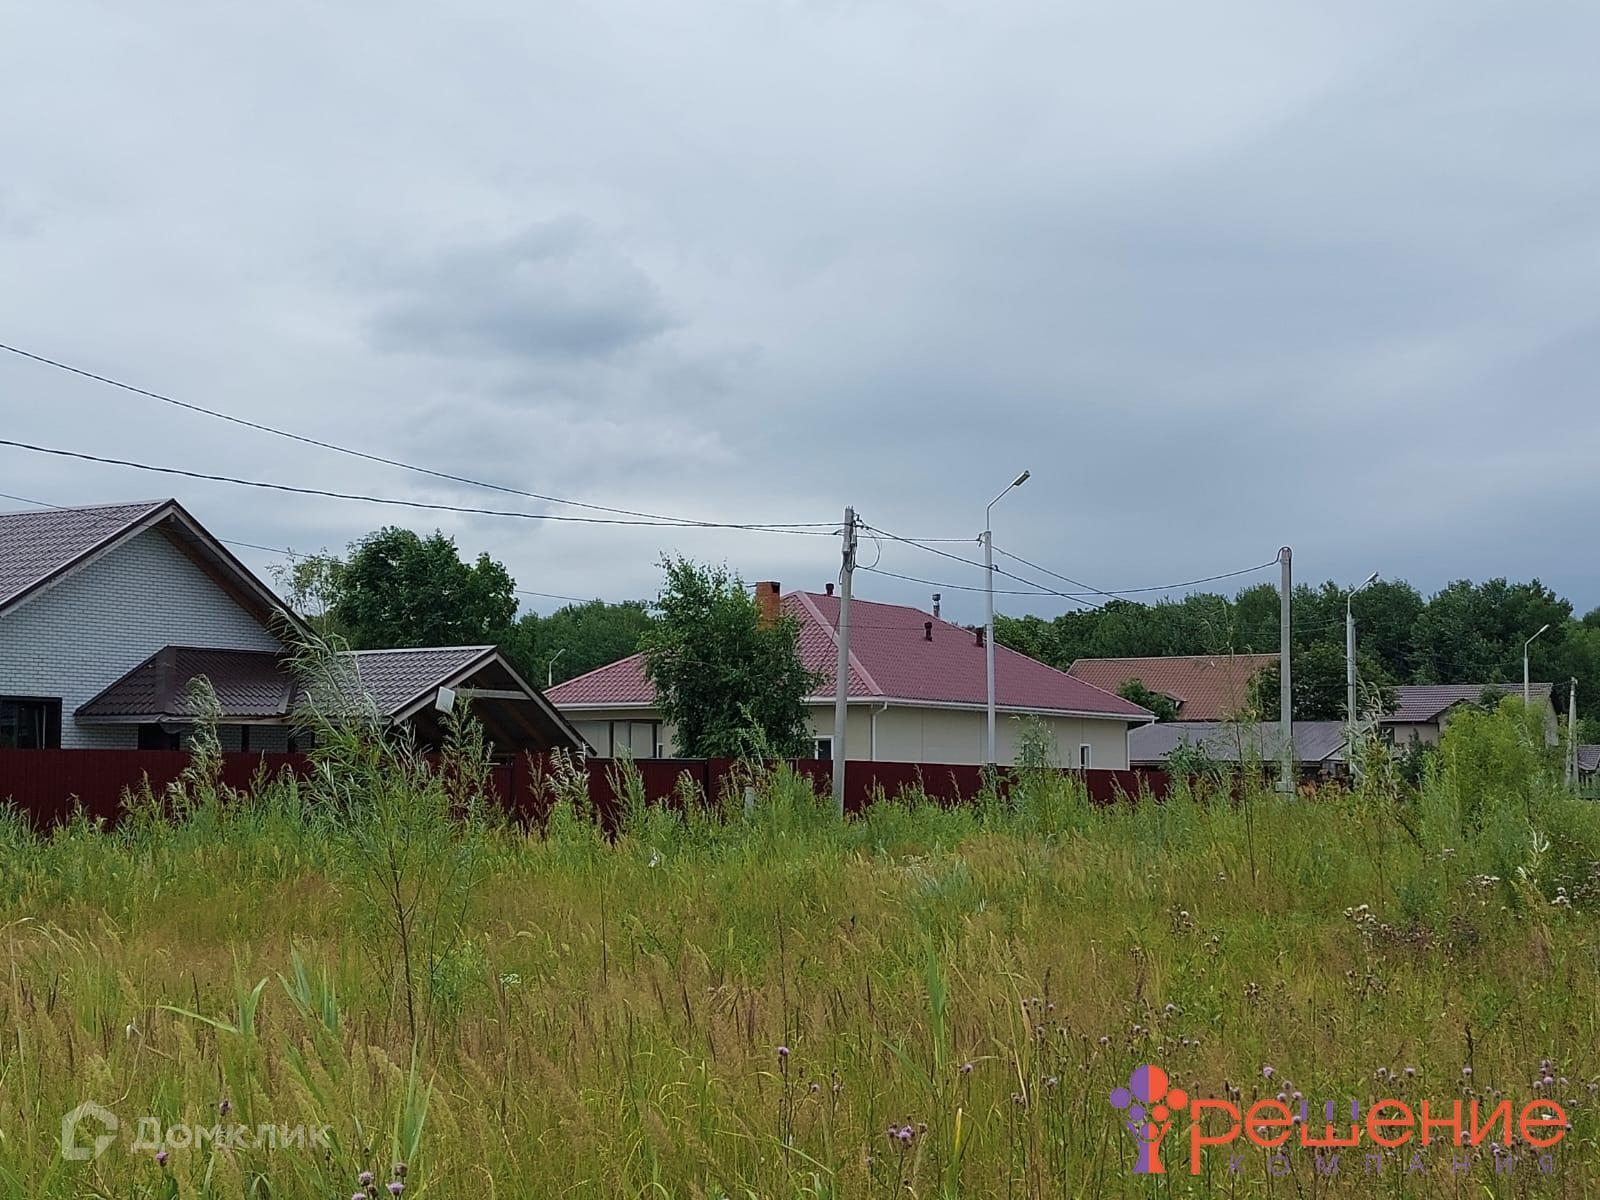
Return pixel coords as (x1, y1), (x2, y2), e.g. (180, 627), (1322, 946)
(832, 506), (857, 819)
(1278, 546), (1293, 794)
(1569, 678), (1578, 787)
(1524, 624), (1549, 708)
(984, 470), (1030, 765)
(1344, 571), (1378, 776)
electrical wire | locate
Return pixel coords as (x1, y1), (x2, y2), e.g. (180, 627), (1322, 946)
(0, 340), (833, 532)
(0, 438), (836, 534)
(995, 545), (1280, 597)
(0, 489), (603, 606)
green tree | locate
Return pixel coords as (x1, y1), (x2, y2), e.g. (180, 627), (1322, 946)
(333, 527), (518, 650)
(640, 557), (818, 758)
(270, 551), (348, 640)
(1116, 678), (1179, 722)
(503, 600), (655, 686)
(1250, 643), (1392, 721)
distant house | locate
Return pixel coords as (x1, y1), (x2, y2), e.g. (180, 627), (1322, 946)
(1129, 720), (1346, 779)
(0, 499), (581, 755)
(548, 583), (1154, 768)
(1382, 683), (1559, 747)
(1067, 654), (1276, 721)
(1578, 746), (1600, 784)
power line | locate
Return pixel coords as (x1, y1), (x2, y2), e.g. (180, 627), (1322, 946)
(860, 522), (1104, 609)
(994, 545), (1281, 597)
(0, 438), (837, 535)
(0, 488), (627, 608)
(0, 340), (833, 532)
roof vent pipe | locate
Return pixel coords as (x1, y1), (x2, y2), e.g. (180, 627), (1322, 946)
(924, 621), (933, 642)
(975, 627), (985, 648)
(932, 592), (941, 619)
(825, 582), (835, 596)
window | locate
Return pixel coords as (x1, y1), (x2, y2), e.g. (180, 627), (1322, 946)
(138, 723), (181, 750)
(814, 737), (833, 760)
(0, 697), (61, 749)
(1078, 744), (1093, 770)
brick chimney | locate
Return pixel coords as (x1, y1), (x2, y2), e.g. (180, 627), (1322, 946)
(974, 626), (986, 648)
(755, 581), (781, 627)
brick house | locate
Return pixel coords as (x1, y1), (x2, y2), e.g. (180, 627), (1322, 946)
(0, 499), (581, 754)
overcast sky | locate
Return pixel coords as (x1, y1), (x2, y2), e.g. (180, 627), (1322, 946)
(4, 1), (1598, 625)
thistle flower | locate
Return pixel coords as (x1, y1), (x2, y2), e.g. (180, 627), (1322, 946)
(777, 1045), (790, 1061)
(360, 1172), (375, 1187)
(218, 1098), (232, 1117)
(156, 1150), (168, 1167)
(1262, 1065), (1275, 1080)
(961, 1061), (974, 1075)
(388, 1184), (404, 1197)
(393, 1164), (407, 1179)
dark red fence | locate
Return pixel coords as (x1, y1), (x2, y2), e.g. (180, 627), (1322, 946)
(0, 749), (1168, 829)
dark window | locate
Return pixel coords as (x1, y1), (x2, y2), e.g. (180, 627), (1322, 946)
(0, 697), (62, 749)
(238, 725), (251, 753)
(138, 723), (181, 750)
(814, 736), (833, 760)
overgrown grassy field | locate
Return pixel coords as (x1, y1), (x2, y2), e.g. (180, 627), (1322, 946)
(2, 700), (1598, 1197)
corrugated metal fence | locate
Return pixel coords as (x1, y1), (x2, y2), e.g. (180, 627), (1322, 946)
(0, 749), (1169, 829)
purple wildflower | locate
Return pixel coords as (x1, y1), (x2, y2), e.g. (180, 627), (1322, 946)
(1262, 1065), (1275, 1080)
(218, 1098), (231, 1117)
(156, 1150), (168, 1167)
(393, 1163), (407, 1178)
(388, 1184), (404, 1197)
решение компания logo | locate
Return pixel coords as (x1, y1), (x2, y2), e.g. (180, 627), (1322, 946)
(1110, 1064), (1188, 1174)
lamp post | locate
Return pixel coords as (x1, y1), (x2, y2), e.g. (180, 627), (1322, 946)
(1345, 571), (1379, 765)
(1524, 624), (1550, 707)
(984, 469), (1030, 765)
(546, 647), (566, 688)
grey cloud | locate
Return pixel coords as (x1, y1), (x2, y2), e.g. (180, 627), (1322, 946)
(367, 219), (678, 362)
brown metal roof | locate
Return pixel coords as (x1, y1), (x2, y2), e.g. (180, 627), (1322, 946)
(0, 499), (169, 612)
(77, 647), (294, 721)
(75, 641), (584, 751)
(1067, 654), (1276, 720)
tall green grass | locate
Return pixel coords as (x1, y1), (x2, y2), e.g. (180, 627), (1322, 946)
(0, 699), (1596, 1196)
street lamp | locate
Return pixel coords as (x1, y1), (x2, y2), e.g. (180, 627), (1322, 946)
(1524, 624), (1550, 707)
(984, 469), (1030, 764)
(546, 647), (566, 688)
(1345, 571), (1379, 761)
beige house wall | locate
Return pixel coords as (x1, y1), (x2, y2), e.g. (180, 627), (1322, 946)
(563, 703), (1135, 767)
(804, 704), (1133, 769)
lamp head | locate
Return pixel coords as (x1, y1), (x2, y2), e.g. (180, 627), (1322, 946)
(1012, 469), (1031, 488)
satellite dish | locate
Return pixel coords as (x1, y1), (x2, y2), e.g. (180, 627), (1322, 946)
(435, 686), (457, 714)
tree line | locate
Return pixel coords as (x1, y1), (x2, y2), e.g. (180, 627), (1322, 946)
(994, 577), (1600, 739)
(273, 525), (1600, 745)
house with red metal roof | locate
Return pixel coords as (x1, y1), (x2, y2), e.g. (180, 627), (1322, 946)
(0, 499), (581, 755)
(547, 583), (1154, 767)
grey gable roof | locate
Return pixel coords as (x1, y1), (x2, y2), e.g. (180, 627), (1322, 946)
(1385, 683), (1553, 724)
(0, 499), (169, 611)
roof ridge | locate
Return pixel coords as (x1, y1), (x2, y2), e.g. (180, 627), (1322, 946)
(343, 644), (497, 656)
(791, 590), (882, 696)
(0, 497), (171, 517)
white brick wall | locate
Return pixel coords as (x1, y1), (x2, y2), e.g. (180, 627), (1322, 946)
(0, 529), (284, 748)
